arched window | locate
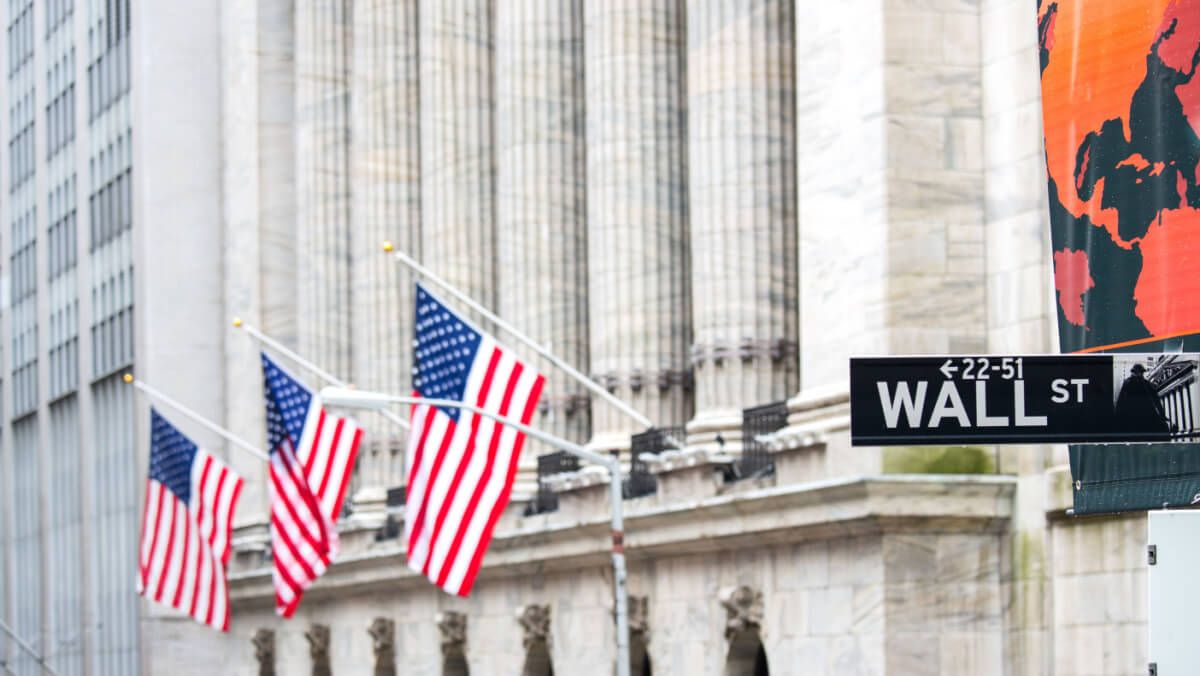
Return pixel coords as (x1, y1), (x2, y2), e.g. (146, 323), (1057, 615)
(724, 628), (769, 676)
(443, 645), (469, 676)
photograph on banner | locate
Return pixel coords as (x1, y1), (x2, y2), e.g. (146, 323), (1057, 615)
(1110, 354), (1200, 441)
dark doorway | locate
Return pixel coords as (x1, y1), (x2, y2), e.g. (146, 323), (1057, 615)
(521, 640), (553, 676)
(724, 629), (769, 676)
(443, 646), (469, 676)
(630, 633), (652, 676)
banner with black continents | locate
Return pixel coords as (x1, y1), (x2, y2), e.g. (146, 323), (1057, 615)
(850, 355), (1200, 446)
(1039, 0), (1200, 513)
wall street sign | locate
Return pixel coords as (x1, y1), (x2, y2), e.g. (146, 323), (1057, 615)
(850, 354), (1200, 446)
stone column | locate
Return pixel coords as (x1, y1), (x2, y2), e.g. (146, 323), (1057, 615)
(585, 1), (692, 450)
(496, 0), (589, 496)
(350, 0), (420, 502)
(296, 0), (353, 378)
(419, 0), (496, 312)
(221, 0), (297, 518)
(685, 0), (798, 451)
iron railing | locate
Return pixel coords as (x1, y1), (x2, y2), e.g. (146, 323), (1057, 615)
(624, 426), (683, 499)
(525, 450), (582, 515)
(374, 485), (407, 541)
(728, 400), (788, 481)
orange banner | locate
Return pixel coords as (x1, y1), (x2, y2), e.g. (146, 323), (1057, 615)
(1040, 0), (1200, 353)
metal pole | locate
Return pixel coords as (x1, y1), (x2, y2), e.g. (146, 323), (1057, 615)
(608, 463), (632, 676)
(125, 375), (271, 462)
(321, 387), (632, 673)
(232, 319), (411, 431)
(385, 245), (656, 431)
(0, 619), (58, 676)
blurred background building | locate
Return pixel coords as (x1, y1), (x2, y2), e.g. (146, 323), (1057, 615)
(0, 1), (1147, 674)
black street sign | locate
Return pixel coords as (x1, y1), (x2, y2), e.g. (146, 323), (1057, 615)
(850, 354), (1200, 446)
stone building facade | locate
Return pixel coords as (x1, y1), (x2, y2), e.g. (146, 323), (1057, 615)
(0, 0), (1151, 675)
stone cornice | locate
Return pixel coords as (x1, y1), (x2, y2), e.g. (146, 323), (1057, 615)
(229, 475), (1015, 609)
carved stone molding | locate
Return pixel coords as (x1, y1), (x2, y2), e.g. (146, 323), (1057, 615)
(592, 369), (693, 393)
(305, 624), (332, 676)
(516, 603), (552, 649)
(719, 586), (764, 640)
(251, 628), (275, 676)
(690, 338), (799, 366)
(536, 392), (592, 416)
(368, 617), (396, 676)
(437, 611), (467, 656)
(628, 595), (649, 638)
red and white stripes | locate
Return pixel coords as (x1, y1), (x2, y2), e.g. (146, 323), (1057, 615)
(405, 336), (545, 596)
(137, 449), (242, 631)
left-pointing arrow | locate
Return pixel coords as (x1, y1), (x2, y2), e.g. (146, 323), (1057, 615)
(939, 359), (958, 379)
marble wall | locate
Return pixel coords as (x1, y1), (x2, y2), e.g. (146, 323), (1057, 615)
(201, 2), (1158, 675)
(1048, 515), (1147, 676)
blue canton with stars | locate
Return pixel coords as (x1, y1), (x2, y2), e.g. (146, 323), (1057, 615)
(149, 408), (199, 505)
(413, 282), (483, 423)
(261, 352), (314, 454)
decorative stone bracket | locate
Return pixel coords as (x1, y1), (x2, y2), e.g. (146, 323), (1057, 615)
(251, 628), (275, 676)
(516, 603), (552, 650)
(306, 624), (332, 676)
(368, 617), (396, 676)
(437, 611), (467, 655)
(719, 586), (764, 640)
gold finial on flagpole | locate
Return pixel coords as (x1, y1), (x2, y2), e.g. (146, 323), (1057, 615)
(123, 373), (134, 384)
(382, 240), (394, 253)
(232, 316), (243, 328)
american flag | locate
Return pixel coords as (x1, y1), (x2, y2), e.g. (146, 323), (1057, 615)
(406, 283), (546, 596)
(137, 409), (244, 631)
(261, 352), (363, 617)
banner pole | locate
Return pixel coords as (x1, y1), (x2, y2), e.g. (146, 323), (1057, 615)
(0, 618), (59, 676)
(384, 243), (658, 432)
(232, 319), (411, 432)
(124, 375), (270, 463)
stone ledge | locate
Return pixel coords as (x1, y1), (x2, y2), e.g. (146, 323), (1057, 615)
(542, 465), (609, 493)
(643, 447), (735, 474)
(229, 474), (1016, 609)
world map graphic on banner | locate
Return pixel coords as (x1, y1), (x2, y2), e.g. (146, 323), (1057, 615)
(1040, 0), (1200, 353)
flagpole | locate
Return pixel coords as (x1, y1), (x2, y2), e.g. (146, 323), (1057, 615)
(384, 243), (658, 433)
(0, 619), (59, 676)
(124, 375), (270, 462)
(320, 387), (632, 676)
(231, 319), (411, 431)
